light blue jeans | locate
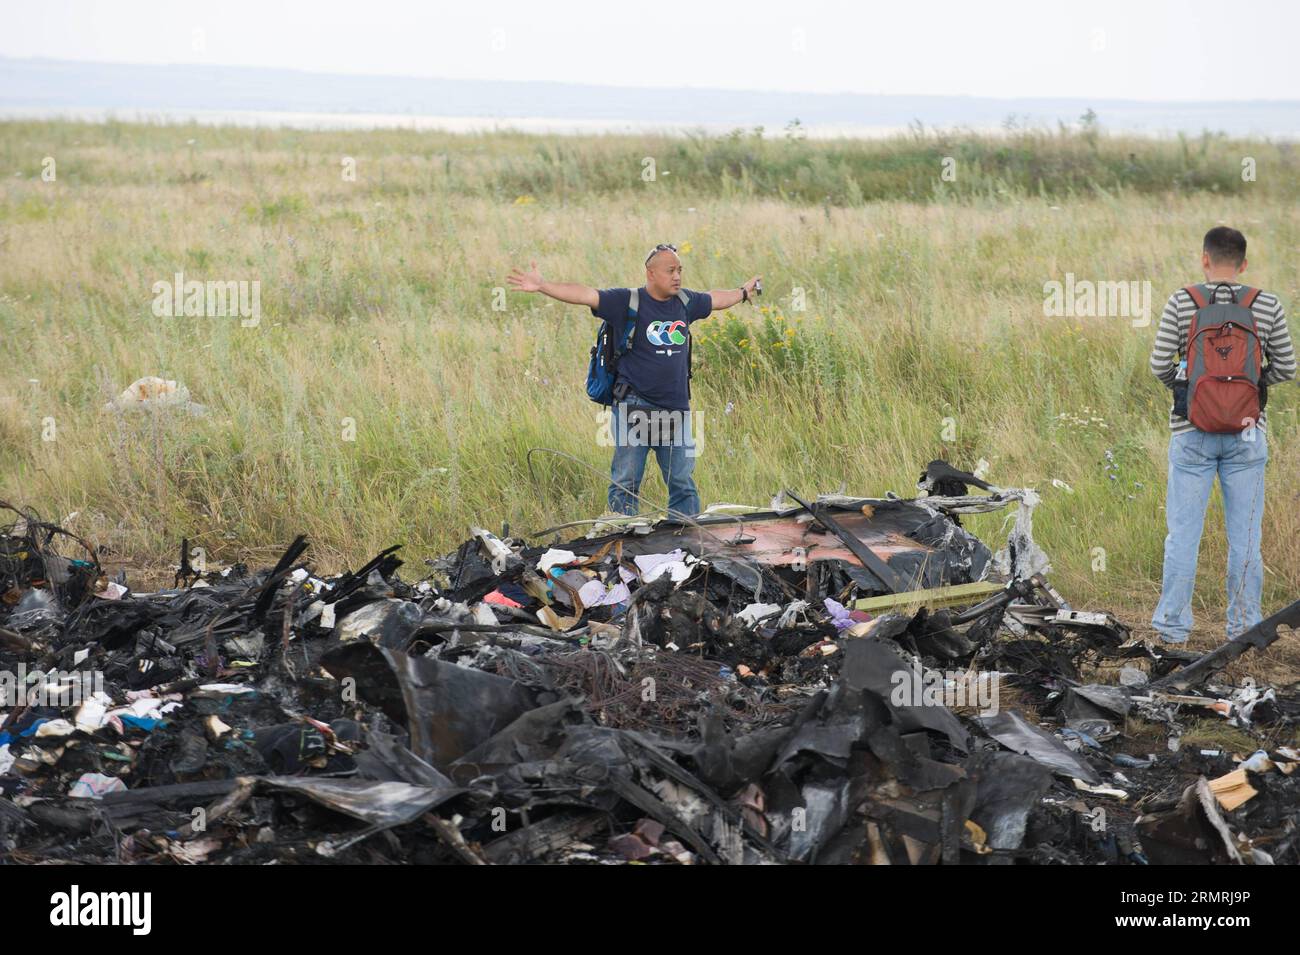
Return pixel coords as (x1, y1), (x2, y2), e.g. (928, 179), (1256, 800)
(608, 392), (699, 519)
(1152, 428), (1268, 643)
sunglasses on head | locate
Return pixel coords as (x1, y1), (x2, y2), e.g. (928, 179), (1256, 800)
(644, 243), (678, 266)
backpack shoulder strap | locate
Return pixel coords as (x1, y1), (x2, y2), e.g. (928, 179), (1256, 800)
(1238, 286), (1259, 309)
(617, 288), (639, 352)
(1184, 284), (1208, 309)
(685, 304), (695, 398)
(670, 290), (694, 395)
(678, 289), (694, 369)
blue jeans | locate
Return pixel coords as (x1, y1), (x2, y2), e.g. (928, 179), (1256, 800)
(608, 392), (700, 519)
(1152, 428), (1268, 643)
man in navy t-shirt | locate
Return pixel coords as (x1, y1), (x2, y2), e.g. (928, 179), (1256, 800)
(508, 244), (760, 518)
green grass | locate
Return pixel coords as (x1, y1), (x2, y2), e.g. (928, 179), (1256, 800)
(1, 119), (1299, 633)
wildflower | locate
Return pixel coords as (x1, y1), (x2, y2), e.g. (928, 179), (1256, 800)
(513, 195), (536, 205)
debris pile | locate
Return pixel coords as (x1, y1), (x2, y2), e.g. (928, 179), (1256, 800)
(2, 463), (1299, 865)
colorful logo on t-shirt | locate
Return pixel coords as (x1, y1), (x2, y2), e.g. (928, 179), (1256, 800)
(646, 320), (687, 346)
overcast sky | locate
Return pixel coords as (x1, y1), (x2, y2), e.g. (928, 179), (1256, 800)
(5, 0), (1298, 102)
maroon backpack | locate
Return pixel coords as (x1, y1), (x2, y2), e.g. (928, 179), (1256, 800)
(1184, 283), (1262, 433)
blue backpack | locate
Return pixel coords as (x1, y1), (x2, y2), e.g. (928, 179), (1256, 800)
(585, 288), (692, 405)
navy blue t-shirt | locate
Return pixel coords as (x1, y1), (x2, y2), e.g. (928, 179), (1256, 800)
(591, 287), (713, 410)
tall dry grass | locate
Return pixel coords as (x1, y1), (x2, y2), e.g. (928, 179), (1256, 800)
(1, 119), (1297, 627)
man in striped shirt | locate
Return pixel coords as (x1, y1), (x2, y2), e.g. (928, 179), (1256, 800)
(1149, 226), (1296, 644)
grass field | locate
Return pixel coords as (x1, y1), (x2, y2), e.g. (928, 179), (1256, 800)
(1, 119), (1298, 652)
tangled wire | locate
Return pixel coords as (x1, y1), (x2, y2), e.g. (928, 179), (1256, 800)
(494, 646), (793, 735)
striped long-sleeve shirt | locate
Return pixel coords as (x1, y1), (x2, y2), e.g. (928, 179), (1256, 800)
(1149, 283), (1296, 434)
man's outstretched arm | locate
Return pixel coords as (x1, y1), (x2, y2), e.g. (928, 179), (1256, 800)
(508, 261), (599, 309)
(706, 275), (762, 312)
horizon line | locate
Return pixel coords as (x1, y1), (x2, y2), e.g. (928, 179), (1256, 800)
(5, 54), (1300, 108)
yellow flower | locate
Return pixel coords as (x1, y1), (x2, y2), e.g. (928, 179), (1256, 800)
(739, 339), (748, 348)
(513, 194), (536, 205)
(679, 241), (693, 254)
(786, 328), (795, 337)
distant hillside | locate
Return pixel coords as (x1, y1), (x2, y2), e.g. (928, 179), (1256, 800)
(2, 56), (1298, 136)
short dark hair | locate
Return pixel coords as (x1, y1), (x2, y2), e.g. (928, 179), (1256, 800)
(1203, 226), (1247, 267)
